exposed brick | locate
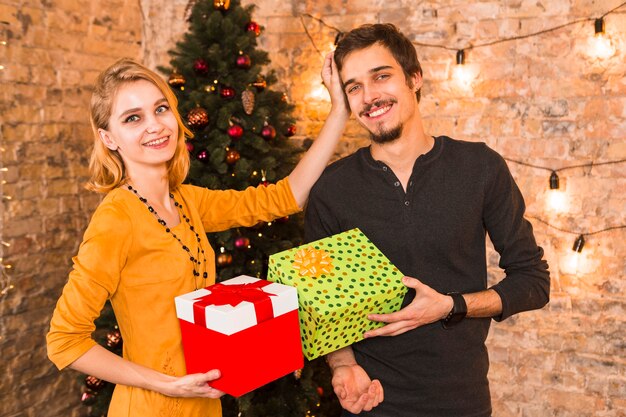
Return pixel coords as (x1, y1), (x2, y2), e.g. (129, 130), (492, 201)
(2, 1), (625, 416)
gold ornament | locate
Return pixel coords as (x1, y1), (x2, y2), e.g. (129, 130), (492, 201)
(187, 107), (209, 130)
(168, 71), (186, 89)
(213, 0), (230, 10)
(217, 252), (233, 267)
(252, 75), (267, 91)
(241, 89), (255, 115)
(226, 149), (241, 165)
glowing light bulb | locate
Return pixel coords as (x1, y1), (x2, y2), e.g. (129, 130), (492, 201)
(308, 82), (330, 102)
(563, 251), (581, 275)
(452, 50), (477, 89)
(546, 190), (568, 212)
(562, 235), (588, 275)
(588, 18), (615, 59)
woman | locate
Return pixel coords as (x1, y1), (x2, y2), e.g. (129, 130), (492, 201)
(47, 53), (348, 416)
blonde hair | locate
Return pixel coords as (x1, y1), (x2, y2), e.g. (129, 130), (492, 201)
(86, 58), (193, 193)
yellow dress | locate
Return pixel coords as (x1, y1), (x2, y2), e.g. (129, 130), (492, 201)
(47, 179), (300, 417)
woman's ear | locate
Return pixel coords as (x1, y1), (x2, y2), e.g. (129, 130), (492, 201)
(98, 129), (119, 151)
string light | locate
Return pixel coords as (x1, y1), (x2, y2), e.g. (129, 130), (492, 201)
(0, 59), (13, 298)
(451, 49), (477, 88)
(589, 16), (615, 59)
(308, 81), (330, 102)
(0, 21), (6, 72)
(300, 2), (625, 67)
(572, 234), (585, 253)
(503, 157), (626, 190)
(527, 216), (624, 275)
(0, 262), (13, 296)
(504, 157), (625, 214)
(456, 49), (465, 65)
(549, 171), (560, 190)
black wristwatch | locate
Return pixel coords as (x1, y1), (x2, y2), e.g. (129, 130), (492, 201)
(441, 292), (467, 329)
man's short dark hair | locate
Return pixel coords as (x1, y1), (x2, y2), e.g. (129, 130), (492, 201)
(334, 23), (423, 102)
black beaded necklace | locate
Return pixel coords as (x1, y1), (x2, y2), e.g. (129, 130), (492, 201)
(127, 184), (208, 284)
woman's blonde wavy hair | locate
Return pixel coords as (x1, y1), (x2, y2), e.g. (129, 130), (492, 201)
(86, 58), (193, 193)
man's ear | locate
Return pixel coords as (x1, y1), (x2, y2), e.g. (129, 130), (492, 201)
(411, 72), (423, 92)
(98, 129), (118, 151)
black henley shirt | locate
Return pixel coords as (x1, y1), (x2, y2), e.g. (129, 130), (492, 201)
(304, 135), (550, 417)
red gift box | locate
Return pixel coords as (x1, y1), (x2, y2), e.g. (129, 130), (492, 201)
(175, 275), (303, 397)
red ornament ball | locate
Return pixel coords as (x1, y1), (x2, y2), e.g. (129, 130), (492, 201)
(285, 124), (297, 137)
(85, 375), (106, 392)
(236, 54), (252, 69)
(193, 58), (209, 75)
(234, 237), (250, 250)
(106, 329), (122, 349)
(220, 86), (236, 99)
(217, 252), (233, 267)
(227, 124), (244, 140)
(246, 21), (261, 36)
(186, 141), (194, 152)
(317, 386), (324, 396)
(261, 125), (277, 140)
(226, 149), (240, 165)
(197, 150), (209, 162)
(187, 107), (209, 130)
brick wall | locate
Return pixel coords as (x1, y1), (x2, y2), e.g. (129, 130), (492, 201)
(0, 0), (143, 415)
(1, 0), (624, 416)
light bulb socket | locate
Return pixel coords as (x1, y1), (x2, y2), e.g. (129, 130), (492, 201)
(594, 18), (604, 35)
(572, 234), (585, 253)
(456, 49), (465, 65)
(549, 171), (560, 189)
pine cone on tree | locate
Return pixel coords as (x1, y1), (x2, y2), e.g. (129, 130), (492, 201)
(242, 89), (255, 115)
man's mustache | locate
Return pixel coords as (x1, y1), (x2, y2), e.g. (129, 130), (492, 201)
(359, 99), (398, 117)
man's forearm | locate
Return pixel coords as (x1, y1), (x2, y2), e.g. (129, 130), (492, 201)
(463, 288), (502, 318)
(326, 346), (358, 371)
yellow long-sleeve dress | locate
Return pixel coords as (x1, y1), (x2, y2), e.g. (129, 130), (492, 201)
(47, 179), (300, 417)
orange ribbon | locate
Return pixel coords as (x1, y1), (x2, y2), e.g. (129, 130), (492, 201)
(291, 247), (333, 278)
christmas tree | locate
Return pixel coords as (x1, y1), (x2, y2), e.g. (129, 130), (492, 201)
(78, 0), (340, 416)
(78, 302), (122, 416)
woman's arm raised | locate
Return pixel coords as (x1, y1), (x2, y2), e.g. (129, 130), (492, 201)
(288, 52), (349, 207)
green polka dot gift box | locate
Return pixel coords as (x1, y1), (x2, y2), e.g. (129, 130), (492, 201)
(267, 228), (407, 360)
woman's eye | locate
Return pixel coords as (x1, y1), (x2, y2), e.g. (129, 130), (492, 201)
(156, 104), (170, 113)
(124, 115), (140, 123)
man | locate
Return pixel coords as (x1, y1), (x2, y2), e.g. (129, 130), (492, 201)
(304, 24), (550, 417)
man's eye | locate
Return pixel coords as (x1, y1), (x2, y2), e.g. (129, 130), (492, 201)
(347, 85), (360, 94)
(376, 74), (389, 81)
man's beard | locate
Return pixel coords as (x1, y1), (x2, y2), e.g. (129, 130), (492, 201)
(360, 99), (402, 144)
(369, 123), (403, 144)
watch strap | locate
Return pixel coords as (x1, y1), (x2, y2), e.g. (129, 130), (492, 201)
(441, 292), (467, 329)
